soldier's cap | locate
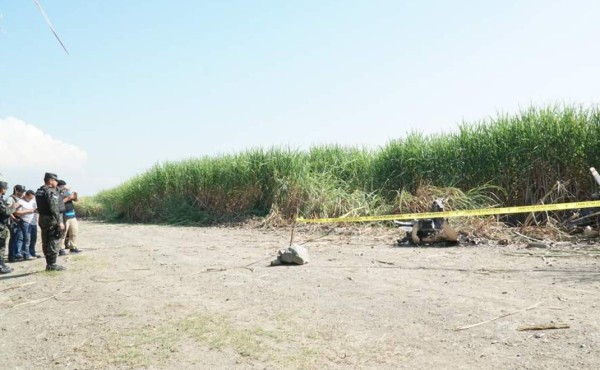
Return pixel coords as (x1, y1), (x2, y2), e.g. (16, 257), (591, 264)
(0, 181), (7, 190)
(57, 179), (67, 186)
(14, 185), (26, 193)
(44, 172), (59, 181)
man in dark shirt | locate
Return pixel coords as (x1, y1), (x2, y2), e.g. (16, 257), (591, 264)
(35, 172), (66, 271)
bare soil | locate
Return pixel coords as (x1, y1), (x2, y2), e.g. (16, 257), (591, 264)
(1, 221), (599, 369)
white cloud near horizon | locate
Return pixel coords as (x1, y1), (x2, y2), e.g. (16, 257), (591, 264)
(0, 117), (87, 170)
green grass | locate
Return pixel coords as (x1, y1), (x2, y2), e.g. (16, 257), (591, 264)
(78, 309), (391, 369)
(78, 105), (600, 225)
(80, 311), (319, 368)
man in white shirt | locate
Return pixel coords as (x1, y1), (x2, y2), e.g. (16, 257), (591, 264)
(25, 191), (41, 258)
(17, 190), (39, 259)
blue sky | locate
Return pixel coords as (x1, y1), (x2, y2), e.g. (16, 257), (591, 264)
(1, 0), (599, 195)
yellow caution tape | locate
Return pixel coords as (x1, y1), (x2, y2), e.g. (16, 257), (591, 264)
(296, 200), (600, 224)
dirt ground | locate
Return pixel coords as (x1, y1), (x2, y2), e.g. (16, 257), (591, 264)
(1, 221), (599, 369)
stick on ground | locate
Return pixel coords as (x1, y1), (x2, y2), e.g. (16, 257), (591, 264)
(517, 323), (570, 331)
(1, 285), (73, 317)
(454, 302), (542, 331)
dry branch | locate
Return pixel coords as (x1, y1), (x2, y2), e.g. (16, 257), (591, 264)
(181, 265), (256, 279)
(454, 302), (542, 331)
(91, 277), (126, 283)
(1, 285), (73, 317)
(513, 230), (543, 242)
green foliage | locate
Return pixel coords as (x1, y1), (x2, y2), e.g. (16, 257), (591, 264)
(373, 105), (600, 205)
(89, 105), (600, 225)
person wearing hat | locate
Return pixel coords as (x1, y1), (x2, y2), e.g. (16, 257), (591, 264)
(0, 181), (17, 274)
(35, 172), (66, 271)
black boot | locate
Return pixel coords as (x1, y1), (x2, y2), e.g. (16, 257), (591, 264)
(0, 256), (12, 274)
(45, 255), (66, 272)
(0, 264), (13, 274)
(45, 264), (66, 271)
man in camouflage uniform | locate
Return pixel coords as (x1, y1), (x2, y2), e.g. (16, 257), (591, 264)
(0, 181), (16, 274)
(35, 172), (66, 271)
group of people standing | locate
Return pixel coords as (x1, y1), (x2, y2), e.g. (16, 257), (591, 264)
(0, 172), (81, 274)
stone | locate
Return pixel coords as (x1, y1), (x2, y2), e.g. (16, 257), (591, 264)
(271, 244), (310, 265)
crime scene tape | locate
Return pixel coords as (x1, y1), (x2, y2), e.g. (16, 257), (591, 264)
(296, 200), (600, 224)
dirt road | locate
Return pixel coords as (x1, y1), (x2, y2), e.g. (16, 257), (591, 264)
(1, 222), (599, 369)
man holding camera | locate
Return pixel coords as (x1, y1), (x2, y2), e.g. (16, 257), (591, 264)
(6, 184), (26, 262)
(35, 172), (66, 271)
(57, 179), (81, 255)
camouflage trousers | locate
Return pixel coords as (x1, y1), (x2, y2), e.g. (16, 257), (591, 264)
(39, 215), (60, 265)
(0, 227), (7, 265)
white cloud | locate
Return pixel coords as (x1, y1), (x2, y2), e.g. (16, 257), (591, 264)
(0, 117), (87, 170)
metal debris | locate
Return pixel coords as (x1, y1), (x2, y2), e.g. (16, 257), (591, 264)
(396, 199), (459, 246)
